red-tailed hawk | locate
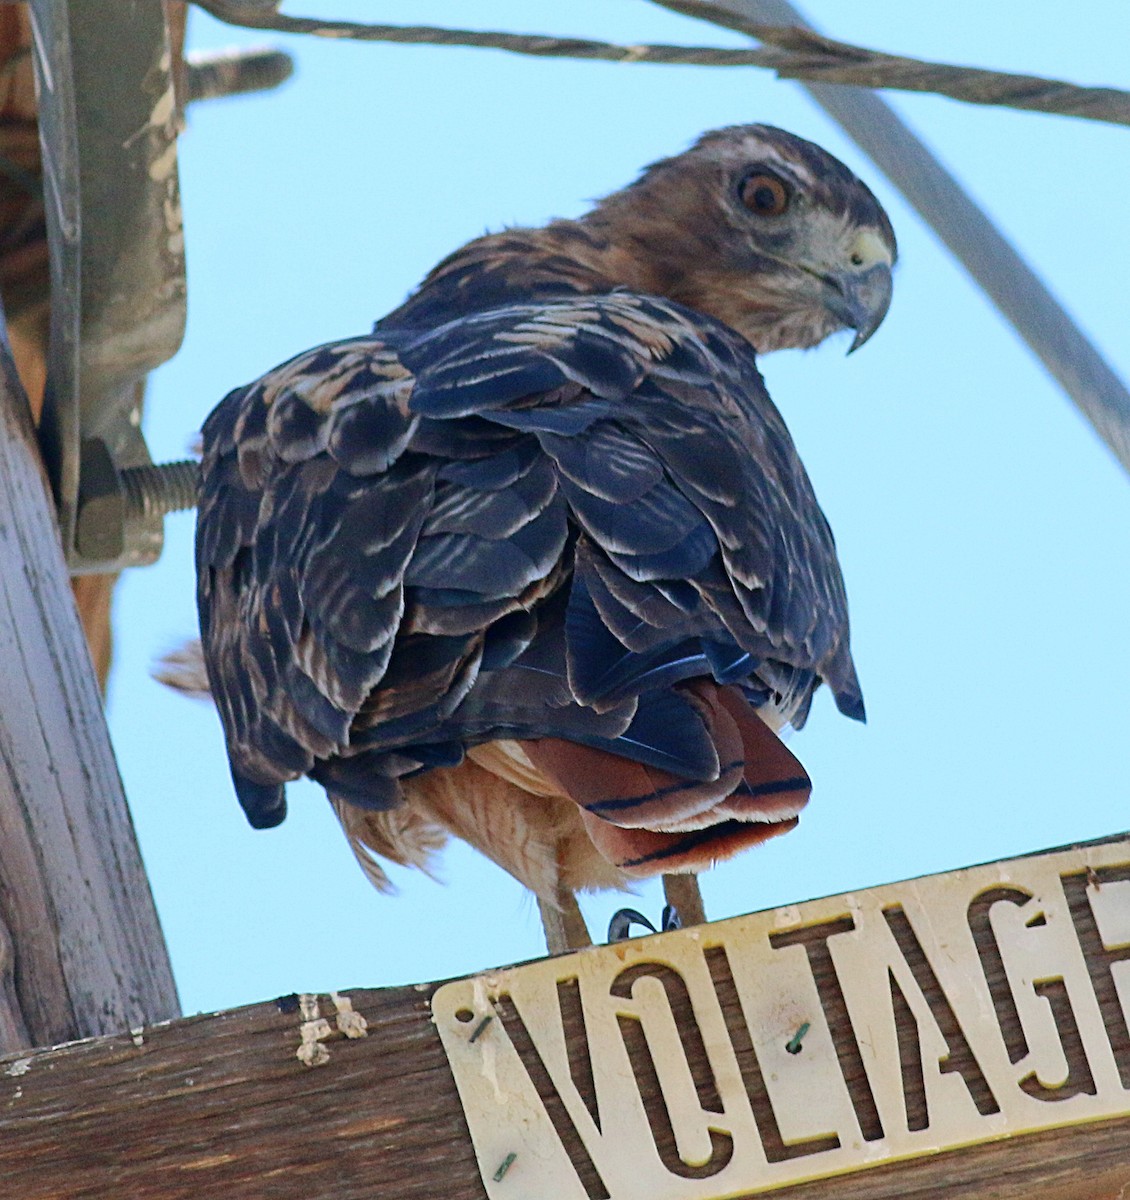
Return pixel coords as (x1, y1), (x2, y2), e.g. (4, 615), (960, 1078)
(194, 125), (895, 950)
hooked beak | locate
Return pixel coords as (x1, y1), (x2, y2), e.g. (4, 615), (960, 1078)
(825, 262), (893, 353)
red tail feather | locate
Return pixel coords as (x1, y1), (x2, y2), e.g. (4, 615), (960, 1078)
(520, 682), (810, 877)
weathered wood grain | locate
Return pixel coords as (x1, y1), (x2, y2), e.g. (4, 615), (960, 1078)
(0, 970), (1127, 1200)
(0, 325), (179, 1052)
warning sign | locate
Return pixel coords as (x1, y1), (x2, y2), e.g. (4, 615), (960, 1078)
(434, 839), (1130, 1198)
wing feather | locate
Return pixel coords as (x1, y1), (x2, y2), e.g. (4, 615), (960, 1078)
(197, 290), (862, 852)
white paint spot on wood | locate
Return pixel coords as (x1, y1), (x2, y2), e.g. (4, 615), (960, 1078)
(150, 85), (175, 130)
(148, 142), (178, 183)
(296, 994), (334, 1067)
(331, 992), (368, 1039)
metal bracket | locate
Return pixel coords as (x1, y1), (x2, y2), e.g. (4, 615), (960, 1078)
(29, 0), (188, 573)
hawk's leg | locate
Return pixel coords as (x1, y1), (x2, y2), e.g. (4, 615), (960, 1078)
(538, 890), (592, 955)
(663, 873), (707, 929)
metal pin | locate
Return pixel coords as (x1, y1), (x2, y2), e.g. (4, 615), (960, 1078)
(469, 1014), (494, 1043)
(785, 1021), (811, 1055)
(120, 460), (199, 520)
(493, 1153), (517, 1182)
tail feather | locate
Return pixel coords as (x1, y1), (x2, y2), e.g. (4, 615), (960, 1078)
(578, 810), (798, 877)
(521, 681), (809, 877)
(153, 638), (212, 697)
(518, 682), (744, 831)
(158, 633), (809, 895)
(712, 687), (811, 822)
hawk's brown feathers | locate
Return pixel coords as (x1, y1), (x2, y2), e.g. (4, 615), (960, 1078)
(194, 125), (895, 905)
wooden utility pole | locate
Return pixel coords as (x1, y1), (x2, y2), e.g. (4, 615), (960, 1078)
(0, 5), (184, 1052)
(0, 2), (293, 1058)
(0, 835), (1127, 1199)
(0, 318), (180, 1051)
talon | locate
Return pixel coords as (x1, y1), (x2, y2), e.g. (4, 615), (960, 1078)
(661, 904), (681, 932)
(607, 907), (658, 942)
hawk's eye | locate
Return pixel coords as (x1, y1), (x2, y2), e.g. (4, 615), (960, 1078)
(740, 172), (790, 217)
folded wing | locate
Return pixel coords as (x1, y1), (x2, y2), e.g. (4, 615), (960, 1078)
(196, 292), (861, 884)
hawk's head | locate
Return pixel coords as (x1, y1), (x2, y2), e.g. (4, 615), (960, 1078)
(588, 124), (896, 354)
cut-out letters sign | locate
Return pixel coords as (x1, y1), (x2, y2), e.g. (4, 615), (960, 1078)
(433, 838), (1130, 1198)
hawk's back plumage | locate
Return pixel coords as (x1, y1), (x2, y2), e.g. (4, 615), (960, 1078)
(195, 124), (894, 902)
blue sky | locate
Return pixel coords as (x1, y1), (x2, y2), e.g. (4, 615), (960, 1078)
(107, 1), (1130, 1015)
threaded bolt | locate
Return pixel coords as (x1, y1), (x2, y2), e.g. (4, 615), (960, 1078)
(120, 459), (200, 520)
(186, 48), (294, 104)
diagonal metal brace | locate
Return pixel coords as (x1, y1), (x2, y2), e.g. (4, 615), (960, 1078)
(28, 0), (187, 573)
